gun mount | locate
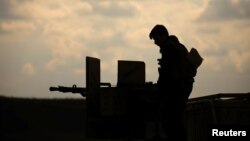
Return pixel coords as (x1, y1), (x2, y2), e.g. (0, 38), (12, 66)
(49, 56), (157, 139)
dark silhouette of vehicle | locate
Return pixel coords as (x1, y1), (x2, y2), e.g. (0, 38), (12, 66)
(50, 56), (250, 141)
(50, 56), (157, 140)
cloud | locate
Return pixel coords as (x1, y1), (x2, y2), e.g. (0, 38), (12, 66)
(44, 38), (89, 72)
(45, 58), (65, 72)
(197, 0), (250, 22)
(1, 0), (250, 98)
(0, 0), (93, 21)
(0, 0), (22, 20)
(0, 21), (36, 33)
(73, 68), (84, 75)
(193, 5), (250, 74)
(21, 63), (36, 75)
(228, 49), (250, 73)
(90, 1), (138, 18)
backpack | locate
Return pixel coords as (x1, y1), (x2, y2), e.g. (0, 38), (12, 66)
(161, 36), (203, 81)
(185, 48), (203, 78)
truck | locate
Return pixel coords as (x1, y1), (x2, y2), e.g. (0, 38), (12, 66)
(50, 56), (250, 141)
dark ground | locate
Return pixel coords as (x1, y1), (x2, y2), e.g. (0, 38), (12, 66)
(0, 96), (88, 141)
(1, 94), (250, 141)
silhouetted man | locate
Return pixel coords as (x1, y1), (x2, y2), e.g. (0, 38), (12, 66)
(149, 25), (194, 141)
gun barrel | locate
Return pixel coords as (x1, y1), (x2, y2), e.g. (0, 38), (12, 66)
(50, 87), (59, 91)
(49, 85), (86, 97)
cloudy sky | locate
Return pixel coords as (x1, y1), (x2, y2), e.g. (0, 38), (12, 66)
(1, 0), (250, 98)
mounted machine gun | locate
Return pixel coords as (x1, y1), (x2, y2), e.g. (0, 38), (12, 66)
(49, 56), (157, 140)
